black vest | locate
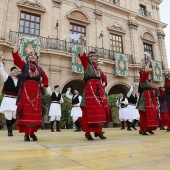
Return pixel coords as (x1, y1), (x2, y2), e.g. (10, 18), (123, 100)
(3, 76), (21, 95)
(51, 92), (61, 101)
(118, 97), (127, 108)
(72, 95), (79, 105)
(128, 94), (138, 104)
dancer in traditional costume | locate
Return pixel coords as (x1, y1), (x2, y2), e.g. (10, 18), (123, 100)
(49, 85), (63, 132)
(165, 73), (170, 131)
(0, 55), (21, 136)
(66, 87), (82, 132)
(116, 93), (130, 130)
(137, 57), (159, 135)
(158, 86), (168, 130)
(12, 37), (49, 141)
(127, 84), (140, 130)
(78, 35), (112, 140)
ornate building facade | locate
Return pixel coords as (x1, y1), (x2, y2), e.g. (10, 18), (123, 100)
(0, 0), (168, 96)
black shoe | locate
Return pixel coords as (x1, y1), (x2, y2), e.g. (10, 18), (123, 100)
(74, 129), (81, 132)
(167, 129), (170, 132)
(160, 127), (166, 130)
(141, 132), (148, 135)
(51, 129), (54, 132)
(127, 128), (132, 131)
(121, 127), (125, 130)
(94, 132), (106, 139)
(146, 130), (154, 134)
(8, 132), (13, 137)
(56, 129), (61, 132)
(132, 126), (137, 130)
(86, 135), (94, 140)
(139, 131), (148, 135)
(24, 136), (30, 142)
(30, 135), (38, 141)
(102, 131), (105, 134)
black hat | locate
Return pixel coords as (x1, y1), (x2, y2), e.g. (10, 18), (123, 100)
(54, 85), (59, 89)
(10, 66), (17, 72)
(74, 89), (80, 92)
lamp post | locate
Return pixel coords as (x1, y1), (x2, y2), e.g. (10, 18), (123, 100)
(99, 31), (103, 48)
(56, 20), (59, 39)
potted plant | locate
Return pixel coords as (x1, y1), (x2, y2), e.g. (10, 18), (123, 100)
(107, 94), (119, 127)
(61, 93), (72, 129)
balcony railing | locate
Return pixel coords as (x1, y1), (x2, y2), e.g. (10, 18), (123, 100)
(8, 31), (135, 64)
(139, 9), (151, 17)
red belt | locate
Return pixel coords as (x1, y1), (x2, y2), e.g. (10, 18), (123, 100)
(4, 95), (17, 98)
(129, 103), (136, 106)
(52, 101), (60, 104)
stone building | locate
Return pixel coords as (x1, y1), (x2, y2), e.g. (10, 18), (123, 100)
(0, 0), (168, 121)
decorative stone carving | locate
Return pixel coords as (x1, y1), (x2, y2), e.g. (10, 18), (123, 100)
(157, 31), (165, 39)
(128, 20), (138, 30)
(156, 5), (159, 11)
(52, 0), (62, 8)
(141, 32), (156, 42)
(107, 22), (126, 34)
(67, 9), (91, 24)
(17, 0), (46, 13)
(70, 11), (88, 21)
(94, 9), (103, 20)
(144, 33), (154, 40)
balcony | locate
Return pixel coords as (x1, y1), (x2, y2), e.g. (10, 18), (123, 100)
(8, 31), (135, 64)
(139, 9), (151, 17)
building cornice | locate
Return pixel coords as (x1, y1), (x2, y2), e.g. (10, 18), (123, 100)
(92, 0), (167, 28)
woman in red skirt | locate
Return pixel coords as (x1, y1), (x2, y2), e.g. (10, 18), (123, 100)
(78, 35), (112, 140)
(12, 37), (48, 141)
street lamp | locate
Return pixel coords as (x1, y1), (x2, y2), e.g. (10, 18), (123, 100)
(56, 20), (59, 39)
(99, 31), (103, 48)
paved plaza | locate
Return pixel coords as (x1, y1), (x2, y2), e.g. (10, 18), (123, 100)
(0, 128), (170, 170)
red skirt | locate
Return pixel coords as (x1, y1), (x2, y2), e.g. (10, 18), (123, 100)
(144, 90), (159, 130)
(17, 80), (42, 134)
(84, 79), (111, 124)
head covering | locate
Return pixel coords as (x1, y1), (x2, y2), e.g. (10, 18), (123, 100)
(139, 67), (145, 75)
(26, 50), (39, 78)
(10, 66), (17, 72)
(88, 51), (97, 58)
(54, 85), (59, 89)
(87, 49), (101, 77)
(27, 50), (38, 58)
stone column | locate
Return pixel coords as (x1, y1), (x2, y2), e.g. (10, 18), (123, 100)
(49, 68), (61, 88)
(157, 30), (168, 70)
(0, 0), (9, 40)
(128, 14), (139, 83)
(94, 2), (103, 48)
(51, 0), (62, 38)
